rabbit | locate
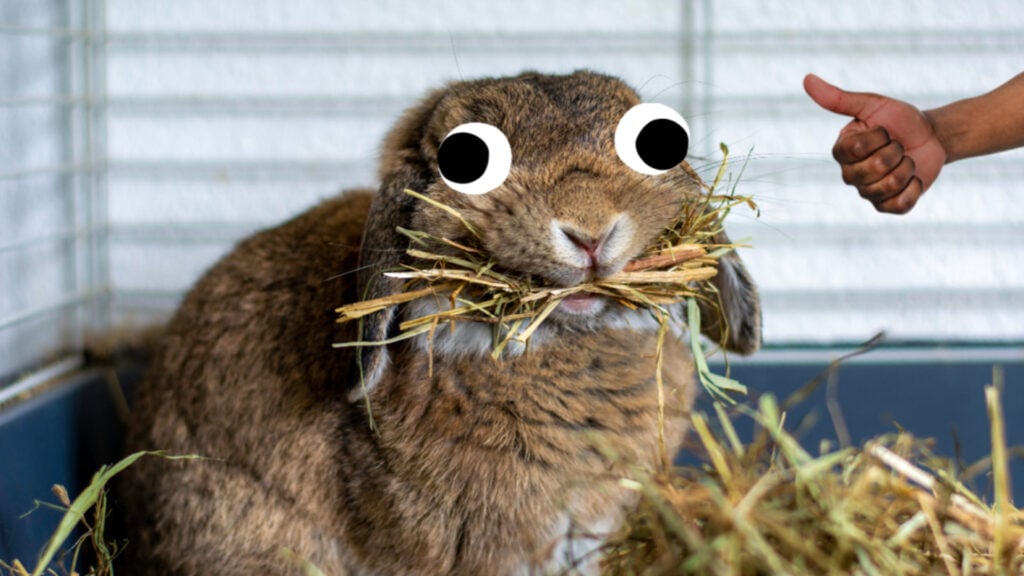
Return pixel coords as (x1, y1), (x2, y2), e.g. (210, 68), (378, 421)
(117, 69), (761, 576)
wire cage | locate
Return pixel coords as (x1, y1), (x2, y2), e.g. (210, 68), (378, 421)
(1, 0), (108, 398)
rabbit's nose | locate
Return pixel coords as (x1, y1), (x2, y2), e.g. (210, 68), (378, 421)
(556, 224), (608, 271)
(562, 229), (603, 263)
(551, 214), (633, 273)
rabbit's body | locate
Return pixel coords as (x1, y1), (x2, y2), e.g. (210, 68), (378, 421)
(121, 71), (759, 575)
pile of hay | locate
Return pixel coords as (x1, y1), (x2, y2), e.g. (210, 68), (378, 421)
(601, 387), (1024, 575)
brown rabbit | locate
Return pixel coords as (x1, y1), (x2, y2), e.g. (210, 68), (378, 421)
(118, 70), (761, 575)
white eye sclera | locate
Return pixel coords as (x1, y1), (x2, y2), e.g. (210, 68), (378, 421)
(437, 122), (512, 195)
(614, 103), (690, 176)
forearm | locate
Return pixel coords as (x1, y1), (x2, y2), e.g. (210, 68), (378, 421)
(924, 72), (1024, 163)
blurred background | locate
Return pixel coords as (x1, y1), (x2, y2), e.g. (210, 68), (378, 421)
(1, 0), (1022, 563)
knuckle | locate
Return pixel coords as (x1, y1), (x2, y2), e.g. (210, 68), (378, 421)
(887, 171), (907, 191)
(849, 163), (878, 187)
(833, 141), (852, 163)
(873, 154), (892, 173)
(848, 139), (865, 160)
(848, 137), (874, 161)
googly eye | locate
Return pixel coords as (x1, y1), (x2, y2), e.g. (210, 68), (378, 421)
(437, 122), (512, 195)
(614, 103), (690, 176)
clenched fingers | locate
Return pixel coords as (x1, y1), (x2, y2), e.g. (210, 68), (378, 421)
(841, 139), (907, 187)
(855, 155), (917, 204)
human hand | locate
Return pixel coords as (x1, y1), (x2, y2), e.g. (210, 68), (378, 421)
(803, 74), (947, 214)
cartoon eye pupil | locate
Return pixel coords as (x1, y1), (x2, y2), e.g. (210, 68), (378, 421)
(438, 132), (489, 184)
(636, 118), (689, 171)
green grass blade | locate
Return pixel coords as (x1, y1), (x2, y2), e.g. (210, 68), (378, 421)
(28, 451), (201, 576)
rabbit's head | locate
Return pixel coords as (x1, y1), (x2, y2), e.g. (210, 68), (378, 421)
(357, 70), (760, 392)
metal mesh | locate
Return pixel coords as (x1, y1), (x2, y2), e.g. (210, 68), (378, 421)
(0, 0), (107, 393)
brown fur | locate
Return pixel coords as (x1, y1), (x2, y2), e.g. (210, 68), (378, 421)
(120, 70), (760, 575)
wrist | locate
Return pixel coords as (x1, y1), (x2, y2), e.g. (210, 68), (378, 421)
(923, 106), (960, 164)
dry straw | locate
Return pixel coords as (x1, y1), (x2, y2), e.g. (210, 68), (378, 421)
(600, 379), (1024, 575)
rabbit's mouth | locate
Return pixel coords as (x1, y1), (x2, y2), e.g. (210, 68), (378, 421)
(402, 283), (657, 359)
(557, 292), (607, 316)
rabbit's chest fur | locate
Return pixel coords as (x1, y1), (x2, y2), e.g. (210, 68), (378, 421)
(350, 331), (695, 574)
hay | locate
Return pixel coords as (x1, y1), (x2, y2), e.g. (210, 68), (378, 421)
(336, 144), (754, 401)
(0, 451), (200, 576)
(600, 386), (1024, 575)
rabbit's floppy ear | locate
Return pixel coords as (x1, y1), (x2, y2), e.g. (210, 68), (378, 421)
(698, 228), (761, 355)
(351, 89), (446, 400)
(676, 162), (761, 355)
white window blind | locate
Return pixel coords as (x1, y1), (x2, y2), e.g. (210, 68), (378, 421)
(704, 2), (1024, 343)
(2, 0), (1023, 391)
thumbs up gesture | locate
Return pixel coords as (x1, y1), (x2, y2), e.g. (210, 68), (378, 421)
(803, 74), (947, 214)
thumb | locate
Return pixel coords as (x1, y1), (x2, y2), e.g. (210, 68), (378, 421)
(803, 73), (884, 120)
